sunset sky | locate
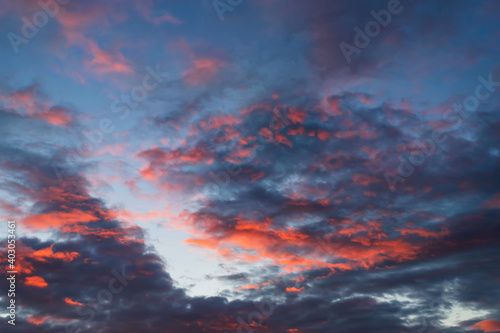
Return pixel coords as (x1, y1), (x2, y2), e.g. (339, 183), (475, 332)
(1, 0), (500, 332)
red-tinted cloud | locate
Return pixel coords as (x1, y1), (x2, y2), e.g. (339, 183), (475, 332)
(32, 245), (80, 262)
(25, 276), (48, 288)
(64, 298), (83, 306)
(21, 209), (100, 230)
(471, 319), (500, 332)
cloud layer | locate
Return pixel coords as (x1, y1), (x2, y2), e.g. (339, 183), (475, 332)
(1, 0), (500, 332)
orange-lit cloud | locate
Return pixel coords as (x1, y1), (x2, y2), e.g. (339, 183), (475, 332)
(25, 276), (48, 288)
(27, 315), (70, 325)
(27, 315), (48, 325)
(65, 297), (83, 306)
(397, 228), (449, 238)
(32, 245), (80, 262)
(21, 209), (100, 230)
(471, 319), (500, 332)
(60, 224), (145, 244)
(177, 210), (451, 274)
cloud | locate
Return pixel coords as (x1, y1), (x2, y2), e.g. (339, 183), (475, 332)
(183, 58), (226, 86)
(0, 85), (73, 126)
(1, 0), (500, 332)
(25, 276), (48, 288)
(471, 320), (500, 333)
(135, 0), (182, 25)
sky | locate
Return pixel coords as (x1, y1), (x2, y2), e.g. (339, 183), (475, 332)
(0, 0), (500, 332)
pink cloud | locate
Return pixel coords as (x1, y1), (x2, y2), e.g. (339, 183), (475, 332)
(183, 58), (226, 85)
(54, 5), (134, 78)
(0, 87), (73, 126)
(136, 0), (182, 25)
